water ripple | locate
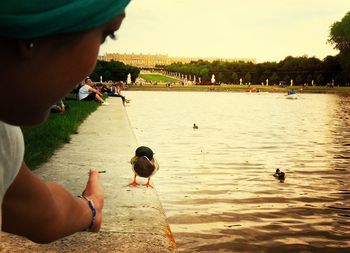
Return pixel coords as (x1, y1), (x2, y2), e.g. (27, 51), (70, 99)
(125, 91), (350, 252)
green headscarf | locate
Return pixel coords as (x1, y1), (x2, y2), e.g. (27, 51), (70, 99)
(0, 0), (131, 39)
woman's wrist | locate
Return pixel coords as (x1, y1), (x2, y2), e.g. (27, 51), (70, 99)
(78, 195), (96, 232)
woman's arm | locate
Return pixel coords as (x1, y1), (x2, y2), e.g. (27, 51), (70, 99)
(2, 162), (103, 243)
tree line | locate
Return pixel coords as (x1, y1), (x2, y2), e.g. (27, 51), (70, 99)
(163, 55), (342, 85)
(90, 60), (140, 83)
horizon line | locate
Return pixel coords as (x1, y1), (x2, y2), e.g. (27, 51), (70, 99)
(99, 52), (257, 61)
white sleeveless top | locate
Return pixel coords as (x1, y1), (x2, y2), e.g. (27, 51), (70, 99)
(78, 84), (92, 100)
(0, 121), (24, 229)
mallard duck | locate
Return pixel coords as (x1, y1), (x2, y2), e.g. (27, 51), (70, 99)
(273, 168), (285, 181)
(129, 146), (159, 188)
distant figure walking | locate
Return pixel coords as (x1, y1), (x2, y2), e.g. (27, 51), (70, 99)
(193, 123), (199, 129)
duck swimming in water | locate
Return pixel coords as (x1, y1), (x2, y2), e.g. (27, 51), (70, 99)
(273, 168), (285, 181)
(129, 146), (159, 188)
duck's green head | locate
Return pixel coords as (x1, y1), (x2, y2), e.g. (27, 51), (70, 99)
(135, 146), (154, 160)
(130, 146), (154, 165)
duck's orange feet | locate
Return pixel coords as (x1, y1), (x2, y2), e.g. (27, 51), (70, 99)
(129, 180), (140, 187)
(143, 178), (153, 188)
(143, 182), (154, 188)
(129, 174), (140, 187)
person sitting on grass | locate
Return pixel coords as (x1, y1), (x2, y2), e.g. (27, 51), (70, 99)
(78, 77), (109, 105)
(108, 82), (130, 105)
(0, 0), (130, 244)
(96, 83), (111, 94)
(50, 99), (67, 113)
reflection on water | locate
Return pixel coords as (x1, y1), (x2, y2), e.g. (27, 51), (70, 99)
(124, 91), (350, 253)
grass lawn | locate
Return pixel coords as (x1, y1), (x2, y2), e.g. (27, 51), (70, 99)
(22, 94), (100, 170)
(139, 73), (180, 83)
(131, 74), (350, 93)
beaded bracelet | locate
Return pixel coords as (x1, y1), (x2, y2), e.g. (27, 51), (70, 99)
(78, 195), (96, 231)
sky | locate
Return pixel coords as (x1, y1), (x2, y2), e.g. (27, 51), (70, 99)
(99, 0), (350, 63)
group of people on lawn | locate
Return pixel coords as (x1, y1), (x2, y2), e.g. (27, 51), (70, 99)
(77, 77), (130, 106)
(52, 77), (129, 114)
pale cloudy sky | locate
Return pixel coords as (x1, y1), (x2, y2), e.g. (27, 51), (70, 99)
(100, 0), (350, 63)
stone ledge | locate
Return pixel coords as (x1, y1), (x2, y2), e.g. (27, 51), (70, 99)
(1, 97), (176, 253)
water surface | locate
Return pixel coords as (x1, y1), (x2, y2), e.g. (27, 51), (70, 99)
(124, 91), (350, 253)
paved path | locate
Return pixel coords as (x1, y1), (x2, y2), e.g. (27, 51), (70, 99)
(1, 97), (176, 253)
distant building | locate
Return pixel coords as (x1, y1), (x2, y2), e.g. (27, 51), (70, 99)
(98, 53), (256, 68)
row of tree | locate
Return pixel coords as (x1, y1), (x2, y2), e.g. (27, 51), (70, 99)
(163, 55), (343, 85)
(90, 60), (140, 83)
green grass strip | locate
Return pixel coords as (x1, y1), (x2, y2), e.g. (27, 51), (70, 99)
(128, 83), (350, 93)
(21, 94), (100, 170)
(139, 74), (180, 83)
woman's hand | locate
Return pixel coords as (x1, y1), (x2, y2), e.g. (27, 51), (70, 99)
(82, 168), (104, 232)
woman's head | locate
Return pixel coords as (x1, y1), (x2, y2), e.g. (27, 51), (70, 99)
(0, 0), (131, 39)
(0, 1), (131, 126)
